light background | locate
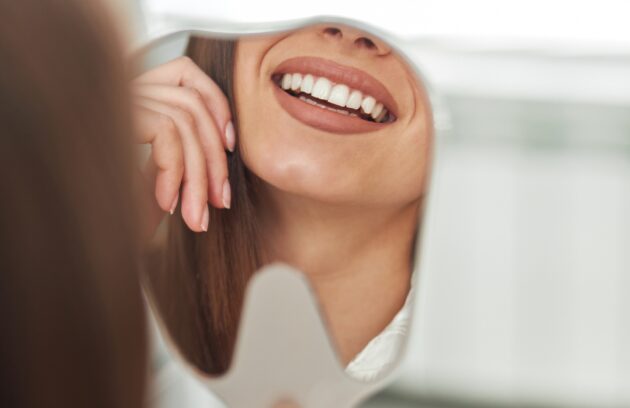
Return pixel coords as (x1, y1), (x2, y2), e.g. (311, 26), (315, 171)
(123, 1), (630, 406)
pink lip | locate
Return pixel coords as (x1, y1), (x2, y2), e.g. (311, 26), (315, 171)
(271, 56), (398, 135)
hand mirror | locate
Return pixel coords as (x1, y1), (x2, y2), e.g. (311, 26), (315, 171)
(135, 15), (438, 408)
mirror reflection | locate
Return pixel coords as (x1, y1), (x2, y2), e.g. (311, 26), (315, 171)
(139, 22), (433, 383)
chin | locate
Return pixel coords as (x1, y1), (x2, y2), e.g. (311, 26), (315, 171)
(246, 153), (353, 203)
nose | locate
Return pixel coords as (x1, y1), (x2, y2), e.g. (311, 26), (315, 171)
(320, 25), (392, 56)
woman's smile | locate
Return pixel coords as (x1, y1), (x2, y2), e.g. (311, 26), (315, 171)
(235, 23), (429, 205)
(270, 56), (398, 134)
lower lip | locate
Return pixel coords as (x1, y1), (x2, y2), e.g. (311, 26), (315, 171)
(272, 83), (388, 135)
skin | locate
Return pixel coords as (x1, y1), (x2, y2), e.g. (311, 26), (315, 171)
(134, 23), (432, 366)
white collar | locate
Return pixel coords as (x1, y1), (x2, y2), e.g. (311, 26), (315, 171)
(345, 282), (414, 382)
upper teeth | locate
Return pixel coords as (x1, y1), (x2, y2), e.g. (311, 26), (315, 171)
(279, 72), (389, 121)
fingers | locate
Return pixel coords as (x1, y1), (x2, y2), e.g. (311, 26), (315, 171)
(134, 84), (229, 210)
(132, 56), (235, 234)
(135, 97), (209, 233)
(134, 106), (184, 215)
(135, 56), (235, 152)
(137, 160), (176, 242)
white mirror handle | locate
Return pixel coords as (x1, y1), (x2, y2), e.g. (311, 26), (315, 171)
(205, 264), (381, 407)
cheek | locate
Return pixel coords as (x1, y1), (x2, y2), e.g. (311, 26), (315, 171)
(239, 114), (430, 205)
(239, 114), (353, 199)
(380, 133), (431, 202)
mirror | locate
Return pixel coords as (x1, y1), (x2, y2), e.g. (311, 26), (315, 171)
(138, 19), (434, 395)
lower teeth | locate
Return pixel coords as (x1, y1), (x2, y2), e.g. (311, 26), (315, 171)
(298, 95), (357, 116)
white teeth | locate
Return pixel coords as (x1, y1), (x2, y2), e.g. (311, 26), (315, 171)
(346, 90), (363, 110)
(311, 77), (332, 100)
(361, 95), (376, 114)
(279, 72), (391, 121)
(299, 95), (320, 107)
(300, 74), (314, 94)
(371, 102), (384, 119)
(299, 95), (351, 115)
(281, 73), (292, 90)
(328, 84), (349, 107)
(290, 73), (302, 91)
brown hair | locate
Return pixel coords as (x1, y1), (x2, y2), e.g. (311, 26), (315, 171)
(0, 1), (146, 408)
(144, 37), (264, 374)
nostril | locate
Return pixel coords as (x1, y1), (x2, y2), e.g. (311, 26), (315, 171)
(354, 37), (377, 50)
(323, 27), (342, 38)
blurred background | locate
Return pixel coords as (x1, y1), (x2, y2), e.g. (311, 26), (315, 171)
(123, 1), (630, 406)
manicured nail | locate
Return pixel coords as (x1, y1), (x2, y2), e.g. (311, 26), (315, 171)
(222, 179), (231, 209)
(225, 121), (235, 153)
(201, 205), (209, 232)
(169, 193), (179, 215)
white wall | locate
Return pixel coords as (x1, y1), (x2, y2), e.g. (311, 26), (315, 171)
(399, 143), (629, 407)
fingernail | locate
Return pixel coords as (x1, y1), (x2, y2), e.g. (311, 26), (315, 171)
(169, 193), (179, 215)
(201, 205), (209, 232)
(225, 121), (235, 153)
(222, 179), (231, 209)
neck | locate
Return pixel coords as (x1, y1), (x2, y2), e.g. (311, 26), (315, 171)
(257, 185), (420, 364)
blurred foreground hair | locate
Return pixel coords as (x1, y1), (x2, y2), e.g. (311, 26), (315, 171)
(0, 1), (147, 408)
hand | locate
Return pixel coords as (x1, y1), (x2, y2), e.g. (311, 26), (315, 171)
(132, 56), (235, 234)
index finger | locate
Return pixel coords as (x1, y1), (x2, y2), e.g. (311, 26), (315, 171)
(135, 56), (233, 149)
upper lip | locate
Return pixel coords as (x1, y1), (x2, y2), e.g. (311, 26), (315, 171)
(272, 56), (399, 117)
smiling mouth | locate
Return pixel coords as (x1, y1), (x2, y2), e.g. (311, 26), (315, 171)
(272, 73), (396, 124)
(270, 57), (399, 135)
